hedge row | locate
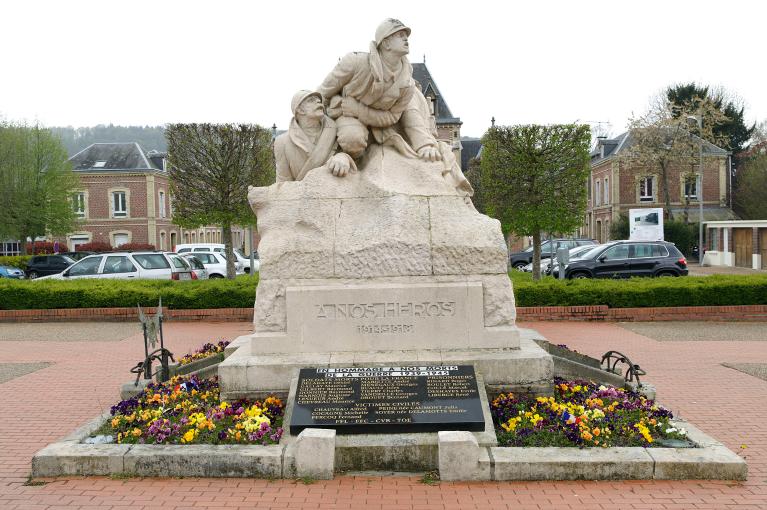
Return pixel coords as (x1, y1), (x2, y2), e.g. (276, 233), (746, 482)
(0, 276), (258, 310)
(512, 273), (767, 308)
(0, 256), (32, 270)
(1, 273), (766, 310)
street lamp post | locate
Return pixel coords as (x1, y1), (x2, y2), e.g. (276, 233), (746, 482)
(687, 115), (704, 266)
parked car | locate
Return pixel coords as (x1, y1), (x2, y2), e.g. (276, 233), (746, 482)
(547, 244), (602, 277)
(37, 252), (196, 280)
(509, 238), (597, 270)
(175, 243), (259, 273)
(178, 254), (209, 280)
(60, 251), (96, 261)
(562, 240), (688, 279)
(25, 254), (76, 279)
(186, 251), (243, 278)
(0, 265), (25, 279)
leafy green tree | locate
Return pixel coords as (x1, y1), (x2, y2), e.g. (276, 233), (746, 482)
(166, 123), (274, 278)
(667, 83), (755, 153)
(733, 153), (767, 219)
(0, 122), (80, 251)
(480, 124), (591, 280)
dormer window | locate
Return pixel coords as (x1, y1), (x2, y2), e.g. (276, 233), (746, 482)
(93, 161), (107, 168)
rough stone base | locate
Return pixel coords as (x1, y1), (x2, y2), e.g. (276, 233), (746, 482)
(219, 329), (550, 399)
(280, 374), (498, 473)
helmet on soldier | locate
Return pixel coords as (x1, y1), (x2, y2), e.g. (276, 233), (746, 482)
(290, 90), (322, 116)
(374, 18), (411, 47)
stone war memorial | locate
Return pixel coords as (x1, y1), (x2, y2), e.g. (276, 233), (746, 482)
(33, 18), (746, 482)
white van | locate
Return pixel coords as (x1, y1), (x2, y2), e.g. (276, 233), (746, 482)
(174, 243), (258, 273)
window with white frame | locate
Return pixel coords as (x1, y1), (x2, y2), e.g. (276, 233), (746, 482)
(684, 174), (701, 200)
(112, 191), (127, 217)
(158, 191), (166, 218)
(72, 192), (85, 218)
(595, 179), (601, 205)
(639, 176), (654, 202)
(604, 177), (609, 205)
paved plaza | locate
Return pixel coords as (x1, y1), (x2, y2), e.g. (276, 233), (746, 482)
(0, 319), (765, 509)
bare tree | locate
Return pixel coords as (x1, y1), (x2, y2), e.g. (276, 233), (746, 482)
(621, 95), (728, 220)
(166, 123), (274, 278)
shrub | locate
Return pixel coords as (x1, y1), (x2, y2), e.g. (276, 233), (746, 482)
(116, 243), (156, 251)
(512, 273), (767, 308)
(0, 255), (32, 270)
(25, 241), (68, 254)
(0, 275), (258, 310)
(78, 241), (114, 252)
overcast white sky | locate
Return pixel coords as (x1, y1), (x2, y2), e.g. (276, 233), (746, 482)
(2, 0), (765, 138)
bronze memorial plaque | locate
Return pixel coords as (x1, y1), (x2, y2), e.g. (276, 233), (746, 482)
(290, 365), (484, 434)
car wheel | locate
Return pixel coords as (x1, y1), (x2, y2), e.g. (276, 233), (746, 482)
(512, 262), (527, 271)
(209, 274), (224, 279)
(28, 271), (38, 279)
(570, 272), (591, 279)
(656, 271), (677, 277)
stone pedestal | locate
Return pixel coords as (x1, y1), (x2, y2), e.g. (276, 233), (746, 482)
(219, 144), (527, 398)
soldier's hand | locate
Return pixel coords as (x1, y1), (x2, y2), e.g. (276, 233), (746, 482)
(418, 145), (441, 162)
(341, 97), (360, 118)
(328, 154), (350, 177)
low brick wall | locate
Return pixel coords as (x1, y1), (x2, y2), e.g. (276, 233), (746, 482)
(516, 304), (767, 322)
(1, 305), (766, 322)
(0, 307), (252, 322)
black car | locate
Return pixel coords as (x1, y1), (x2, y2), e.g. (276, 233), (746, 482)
(25, 254), (76, 279)
(509, 238), (597, 270)
(562, 240), (688, 279)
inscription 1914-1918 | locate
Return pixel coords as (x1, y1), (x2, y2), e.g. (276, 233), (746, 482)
(289, 365), (485, 434)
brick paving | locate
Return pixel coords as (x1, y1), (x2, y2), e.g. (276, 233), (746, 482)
(0, 320), (765, 509)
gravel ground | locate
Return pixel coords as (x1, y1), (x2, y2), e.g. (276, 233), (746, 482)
(0, 362), (52, 384)
(618, 321), (767, 341)
(723, 363), (767, 382)
(0, 322), (141, 342)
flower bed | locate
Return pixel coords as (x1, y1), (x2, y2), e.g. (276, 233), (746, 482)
(98, 375), (284, 445)
(491, 378), (689, 448)
(178, 340), (230, 365)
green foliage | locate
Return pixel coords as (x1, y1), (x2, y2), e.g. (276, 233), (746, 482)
(667, 83), (755, 153)
(0, 122), (81, 247)
(0, 255), (31, 269)
(609, 214), (630, 240)
(480, 124), (591, 280)
(733, 153), (767, 219)
(166, 123), (274, 279)
(0, 276), (258, 310)
(664, 221), (697, 257)
(480, 124), (591, 237)
(50, 125), (167, 157)
(512, 273), (767, 308)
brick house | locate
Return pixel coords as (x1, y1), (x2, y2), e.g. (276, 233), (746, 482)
(65, 143), (254, 252)
(584, 132), (738, 243)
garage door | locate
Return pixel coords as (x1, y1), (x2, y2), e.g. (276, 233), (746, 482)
(733, 228), (752, 268)
(761, 230), (767, 269)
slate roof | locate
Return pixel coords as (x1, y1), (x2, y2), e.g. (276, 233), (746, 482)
(411, 63), (461, 125)
(460, 137), (482, 171)
(69, 143), (162, 172)
(591, 130), (729, 165)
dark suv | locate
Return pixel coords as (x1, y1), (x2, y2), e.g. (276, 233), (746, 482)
(25, 254), (76, 279)
(509, 238), (597, 270)
(563, 240), (688, 279)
